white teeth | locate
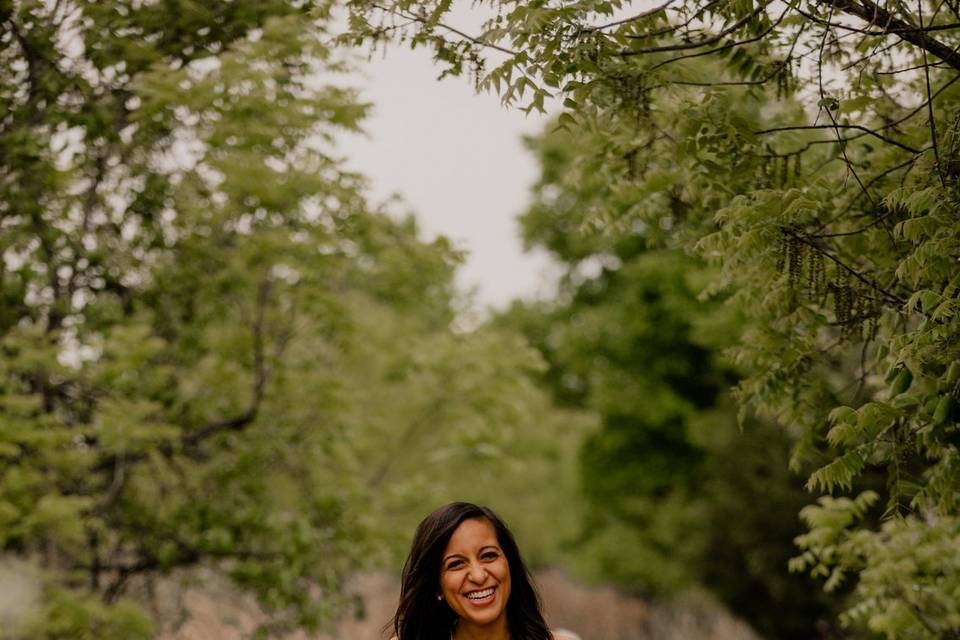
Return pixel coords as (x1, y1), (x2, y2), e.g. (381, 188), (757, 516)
(466, 588), (495, 600)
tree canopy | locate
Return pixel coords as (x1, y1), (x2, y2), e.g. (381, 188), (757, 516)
(1, 2), (586, 637)
(496, 125), (839, 638)
(346, 0), (960, 636)
(5, 0), (960, 636)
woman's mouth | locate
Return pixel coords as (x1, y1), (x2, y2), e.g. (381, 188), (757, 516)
(463, 586), (496, 606)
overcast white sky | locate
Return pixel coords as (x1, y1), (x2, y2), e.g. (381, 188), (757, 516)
(337, 41), (558, 311)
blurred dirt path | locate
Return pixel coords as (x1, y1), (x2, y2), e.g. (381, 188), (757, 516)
(0, 558), (758, 639)
(0, 558), (39, 634)
(157, 569), (759, 640)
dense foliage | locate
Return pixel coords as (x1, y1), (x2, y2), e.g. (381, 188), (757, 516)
(1, 1), (388, 635)
(6, 0), (960, 636)
(498, 124), (840, 639)
(346, 1), (960, 637)
(0, 1), (584, 637)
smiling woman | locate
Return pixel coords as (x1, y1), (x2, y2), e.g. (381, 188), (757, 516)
(440, 518), (512, 628)
(388, 503), (577, 640)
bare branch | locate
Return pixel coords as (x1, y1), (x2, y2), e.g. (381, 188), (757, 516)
(818, 0), (960, 71)
(791, 3), (960, 36)
(810, 210), (895, 238)
(370, 3), (518, 56)
(877, 71), (960, 131)
(876, 56), (953, 74)
(754, 124), (922, 154)
(625, 0), (726, 40)
(4, 15), (67, 109)
(621, 5), (765, 55)
(102, 544), (203, 603)
(583, 0), (677, 33)
(643, 6), (790, 72)
(917, 0), (947, 187)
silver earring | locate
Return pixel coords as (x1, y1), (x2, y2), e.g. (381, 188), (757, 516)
(437, 594), (443, 601)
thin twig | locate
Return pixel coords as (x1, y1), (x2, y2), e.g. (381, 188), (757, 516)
(811, 213), (892, 238)
(873, 71), (960, 132)
(583, 0), (677, 33)
(814, 3), (881, 218)
(625, 0), (726, 40)
(671, 20), (807, 89)
(643, 6), (790, 72)
(621, 5), (764, 55)
(371, 3), (518, 56)
(755, 124), (922, 154)
(823, 61), (896, 243)
(812, 154), (921, 233)
(783, 228), (906, 305)
(918, 0), (947, 187)
(789, 6), (959, 37)
(852, 337), (873, 403)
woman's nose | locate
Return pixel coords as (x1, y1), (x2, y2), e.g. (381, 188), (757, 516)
(467, 564), (487, 582)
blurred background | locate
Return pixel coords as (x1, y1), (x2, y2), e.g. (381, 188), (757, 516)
(9, 0), (955, 638)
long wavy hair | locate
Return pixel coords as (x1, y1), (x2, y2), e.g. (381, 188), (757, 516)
(389, 502), (551, 640)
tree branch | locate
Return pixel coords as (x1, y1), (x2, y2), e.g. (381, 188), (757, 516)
(621, 5), (765, 55)
(96, 540), (287, 602)
(366, 397), (448, 490)
(625, 0), (727, 40)
(101, 544), (202, 603)
(6, 17), (57, 109)
(583, 0), (677, 33)
(92, 278), (273, 473)
(819, 0), (960, 71)
(370, 3), (518, 56)
(792, 2), (960, 36)
(643, 6), (790, 71)
(754, 123), (921, 154)
(182, 277), (271, 447)
(811, 154), (921, 232)
(782, 227), (906, 305)
(917, 0), (947, 187)
(814, 11), (893, 239)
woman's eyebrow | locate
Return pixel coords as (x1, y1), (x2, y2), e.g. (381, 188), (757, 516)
(442, 545), (500, 562)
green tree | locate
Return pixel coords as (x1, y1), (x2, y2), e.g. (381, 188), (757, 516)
(498, 127), (839, 639)
(0, 2), (389, 635)
(0, 2), (452, 637)
(329, 285), (593, 569)
(1, 3), (595, 636)
(346, 1), (960, 636)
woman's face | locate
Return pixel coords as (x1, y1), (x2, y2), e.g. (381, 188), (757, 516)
(439, 517), (512, 629)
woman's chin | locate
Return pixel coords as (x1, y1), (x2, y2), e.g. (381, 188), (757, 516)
(457, 599), (506, 627)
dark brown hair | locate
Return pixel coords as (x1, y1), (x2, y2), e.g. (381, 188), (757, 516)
(390, 502), (551, 640)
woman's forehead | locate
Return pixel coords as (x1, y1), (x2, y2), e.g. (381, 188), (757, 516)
(443, 518), (500, 555)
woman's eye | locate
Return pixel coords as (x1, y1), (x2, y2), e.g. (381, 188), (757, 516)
(482, 552), (499, 560)
(446, 560), (463, 570)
